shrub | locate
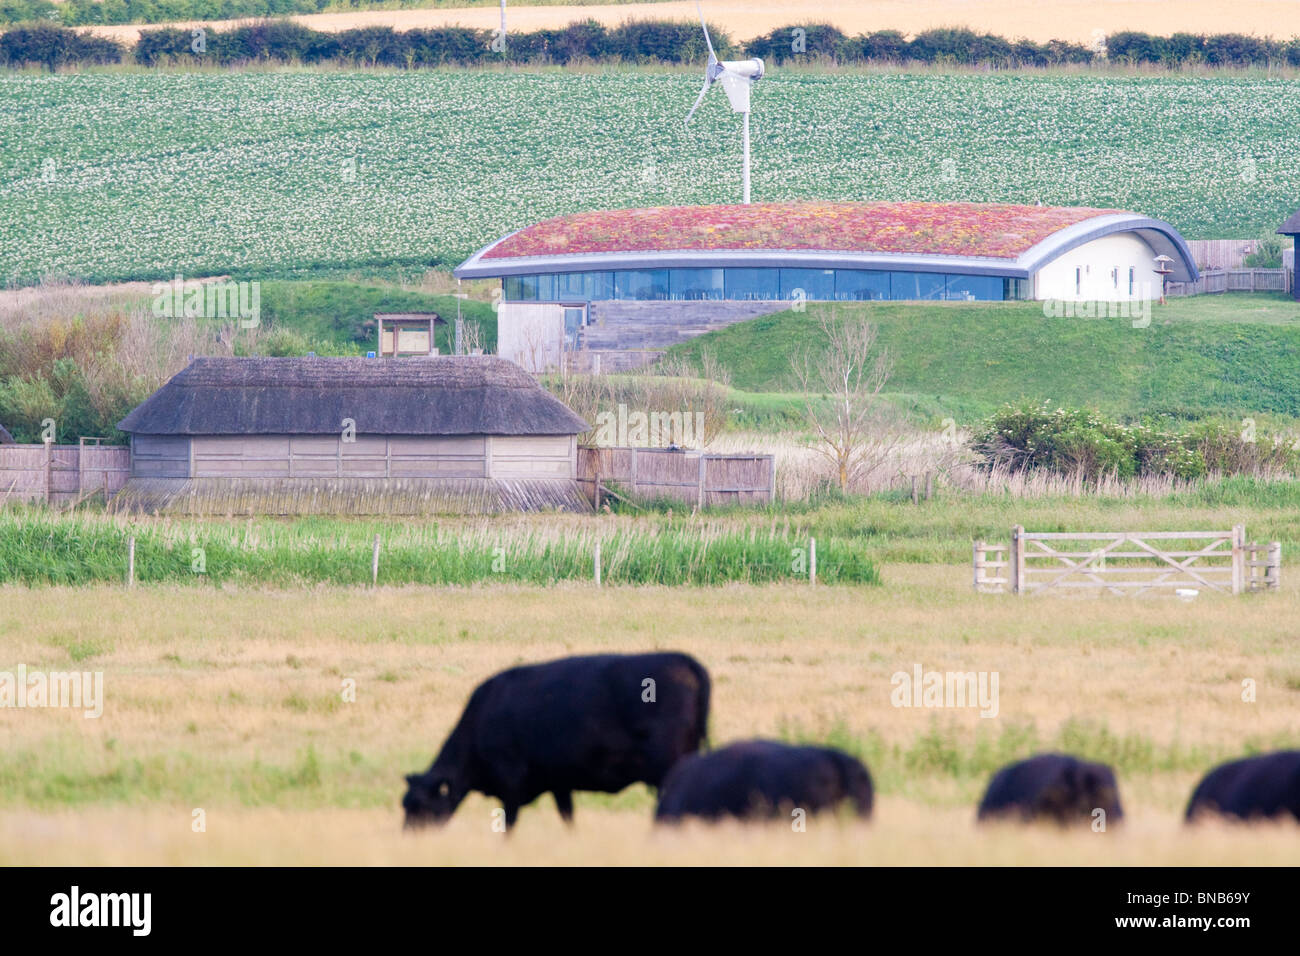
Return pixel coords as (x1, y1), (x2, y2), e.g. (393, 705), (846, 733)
(969, 402), (1293, 483)
(1244, 234), (1287, 268)
(745, 23), (847, 65)
(606, 20), (727, 63)
(0, 21), (123, 70)
(909, 28), (1015, 66)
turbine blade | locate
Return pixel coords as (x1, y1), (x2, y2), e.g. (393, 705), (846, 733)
(684, 74), (711, 125)
(696, 0), (717, 60)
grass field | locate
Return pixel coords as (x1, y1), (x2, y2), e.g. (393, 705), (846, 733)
(79, 0), (1300, 47)
(5, 70), (1299, 284)
(2, 565), (1297, 864)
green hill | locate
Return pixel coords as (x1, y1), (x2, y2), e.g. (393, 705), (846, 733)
(259, 281), (498, 355)
(670, 295), (1300, 423)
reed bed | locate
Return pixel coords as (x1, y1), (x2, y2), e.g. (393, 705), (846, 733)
(0, 511), (878, 587)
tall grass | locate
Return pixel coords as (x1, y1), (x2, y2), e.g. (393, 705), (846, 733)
(0, 512), (878, 587)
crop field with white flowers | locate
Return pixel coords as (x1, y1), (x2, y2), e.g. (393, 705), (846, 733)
(3, 68), (1298, 284)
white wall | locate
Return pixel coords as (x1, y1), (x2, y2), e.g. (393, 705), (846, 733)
(1034, 232), (1160, 301)
(498, 302), (565, 372)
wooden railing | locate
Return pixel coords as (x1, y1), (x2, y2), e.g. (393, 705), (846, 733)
(974, 526), (1281, 596)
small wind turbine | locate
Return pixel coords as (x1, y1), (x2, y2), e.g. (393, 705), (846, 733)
(684, 2), (764, 204)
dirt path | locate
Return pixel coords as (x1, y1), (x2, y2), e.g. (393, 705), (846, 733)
(79, 0), (1299, 47)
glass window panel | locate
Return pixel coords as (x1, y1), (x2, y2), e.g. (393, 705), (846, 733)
(513, 275), (540, 301)
(780, 268), (836, 301)
(534, 273), (556, 301)
(943, 274), (1004, 301)
(614, 270), (669, 300)
(834, 269), (890, 300)
(724, 268), (781, 300)
(669, 268), (724, 300)
(555, 272), (586, 299)
(502, 276), (525, 301)
(890, 272), (946, 300)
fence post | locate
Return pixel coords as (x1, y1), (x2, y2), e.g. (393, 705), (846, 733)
(809, 537), (817, 587)
(1011, 526), (1024, 595)
(371, 534), (381, 587)
(127, 535), (135, 588)
(697, 453), (706, 510)
(44, 439), (53, 506)
(1267, 541), (1281, 590)
(910, 476), (918, 506)
(1231, 524), (1245, 595)
(925, 471), (933, 501)
(973, 540), (983, 591)
(594, 540), (601, 587)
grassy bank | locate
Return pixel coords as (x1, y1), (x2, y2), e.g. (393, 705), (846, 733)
(671, 297), (1300, 421)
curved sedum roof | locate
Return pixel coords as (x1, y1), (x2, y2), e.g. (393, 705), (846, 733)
(456, 202), (1198, 282)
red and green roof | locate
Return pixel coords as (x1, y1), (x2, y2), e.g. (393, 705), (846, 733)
(481, 201), (1127, 261)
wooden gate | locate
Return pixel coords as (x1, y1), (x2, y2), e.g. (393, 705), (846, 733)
(974, 526), (1281, 595)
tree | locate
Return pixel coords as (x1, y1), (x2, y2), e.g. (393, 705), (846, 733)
(791, 311), (897, 492)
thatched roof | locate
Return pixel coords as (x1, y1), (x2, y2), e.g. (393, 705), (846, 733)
(118, 356), (587, 436)
(1278, 209), (1300, 235)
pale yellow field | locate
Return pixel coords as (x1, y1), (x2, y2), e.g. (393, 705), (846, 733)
(81, 1), (1300, 47)
(1, 564), (1298, 864)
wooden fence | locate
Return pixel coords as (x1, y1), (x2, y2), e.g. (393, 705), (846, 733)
(577, 446), (774, 508)
(1167, 268), (1291, 297)
(0, 441), (130, 507)
(974, 526), (1281, 596)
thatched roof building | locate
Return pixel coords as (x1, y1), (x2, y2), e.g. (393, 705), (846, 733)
(114, 356), (590, 515)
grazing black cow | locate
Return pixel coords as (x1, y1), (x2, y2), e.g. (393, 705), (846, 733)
(1184, 750), (1300, 823)
(654, 740), (874, 823)
(403, 652), (710, 830)
(977, 753), (1123, 827)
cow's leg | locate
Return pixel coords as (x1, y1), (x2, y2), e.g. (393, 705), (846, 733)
(553, 790), (574, 824)
(502, 801), (520, 832)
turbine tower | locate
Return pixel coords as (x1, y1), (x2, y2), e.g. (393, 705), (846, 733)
(684, 2), (764, 203)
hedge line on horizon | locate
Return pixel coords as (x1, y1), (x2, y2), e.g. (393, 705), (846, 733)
(6, 20), (1300, 71)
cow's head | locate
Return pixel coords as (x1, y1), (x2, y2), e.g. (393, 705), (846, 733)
(402, 770), (465, 828)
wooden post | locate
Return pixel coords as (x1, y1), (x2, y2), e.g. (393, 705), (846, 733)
(127, 535), (135, 588)
(371, 534), (381, 587)
(629, 447), (638, 498)
(594, 540), (601, 587)
(973, 540), (983, 591)
(809, 537), (816, 587)
(697, 453), (706, 510)
(925, 471), (933, 501)
(1011, 526), (1024, 595)
(1267, 541), (1281, 590)
(44, 439), (53, 506)
(910, 476), (918, 506)
(1231, 524), (1245, 595)
(768, 455), (776, 504)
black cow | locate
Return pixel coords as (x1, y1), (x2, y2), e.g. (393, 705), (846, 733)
(1184, 750), (1300, 823)
(654, 740), (874, 823)
(403, 652), (710, 830)
(977, 753), (1123, 827)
